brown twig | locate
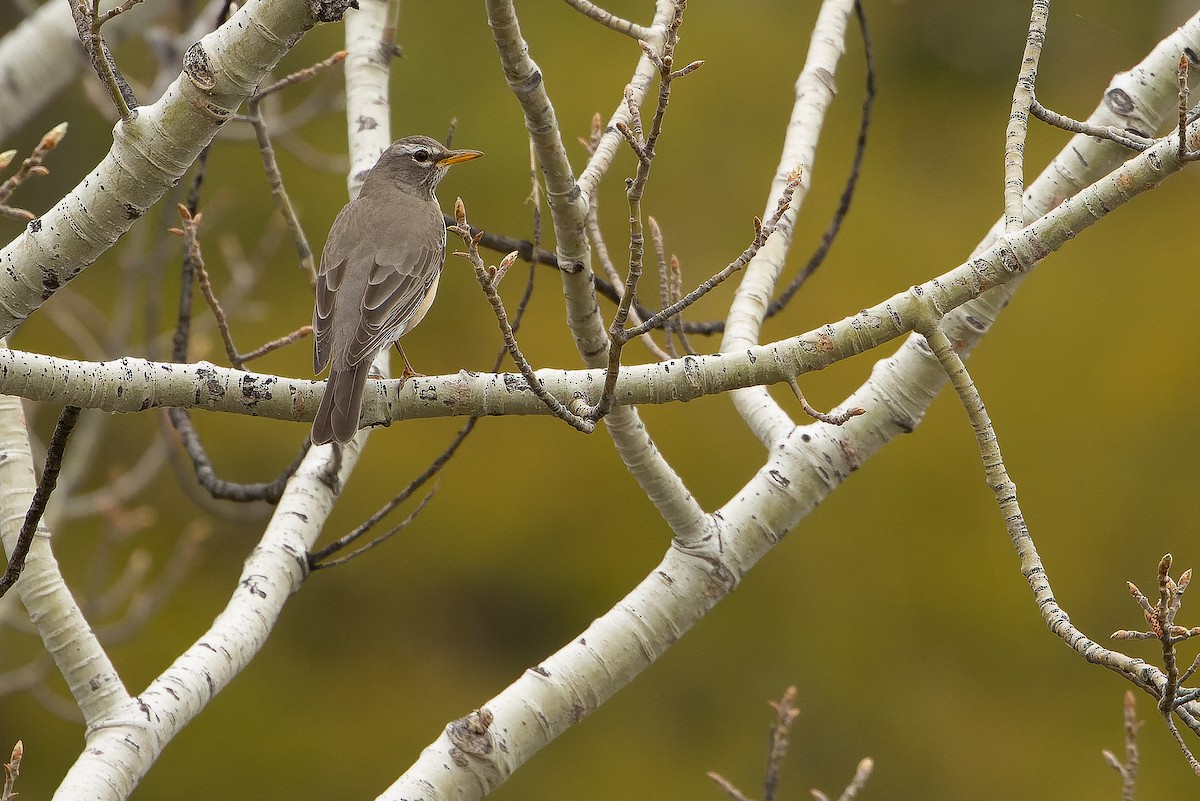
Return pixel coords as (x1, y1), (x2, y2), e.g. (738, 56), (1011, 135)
(585, 171), (671, 360)
(167, 408), (309, 504)
(667, 254), (695, 354)
(1, 740), (21, 801)
(309, 488), (437, 570)
(625, 168), (802, 340)
(1177, 55), (1200, 162)
(239, 326), (314, 362)
(250, 50), (349, 103)
(1111, 555), (1200, 773)
(0, 123), (68, 212)
(173, 206), (243, 366)
(449, 200), (595, 433)
(1100, 691), (1141, 801)
(70, 0), (137, 120)
(648, 218), (697, 358)
(650, 216), (676, 358)
(0, 406), (81, 599)
(786, 379), (864, 426)
(171, 205), (310, 367)
(245, 51), (348, 284)
(309, 474), (441, 568)
(707, 687), (872, 801)
(764, 686), (800, 801)
(175, 206), (314, 369)
(167, 191), (311, 503)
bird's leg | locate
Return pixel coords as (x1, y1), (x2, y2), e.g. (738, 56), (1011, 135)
(394, 341), (424, 380)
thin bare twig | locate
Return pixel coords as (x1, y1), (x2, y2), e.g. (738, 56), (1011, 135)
(449, 200), (595, 433)
(464, 0), (874, 341)
(764, 686), (800, 801)
(245, 51), (348, 284)
(649, 216), (676, 357)
(0, 406), (81, 598)
(167, 185), (311, 504)
(309, 489), (437, 570)
(172, 205), (310, 367)
(173, 206), (243, 366)
(239, 326), (313, 362)
(1176, 55), (1200, 162)
(1100, 691), (1141, 801)
(1112, 556), (1200, 773)
(923, 312), (1200, 764)
(0, 123), (68, 218)
(98, 0), (142, 24)
(167, 408), (310, 504)
(1, 741), (22, 801)
(825, 758), (874, 801)
(1030, 100), (1155, 150)
(707, 772), (753, 801)
(626, 168), (802, 340)
(667, 255), (695, 353)
(708, 687), (872, 801)
(560, 0), (649, 40)
(786, 379), (864, 426)
(250, 50), (349, 103)
(1004, 0), (1050, 232)
(71, 0), (137, 120)
(579, 1), (703, 420)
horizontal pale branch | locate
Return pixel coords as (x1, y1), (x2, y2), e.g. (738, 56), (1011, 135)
(2, 113), (1191, 429)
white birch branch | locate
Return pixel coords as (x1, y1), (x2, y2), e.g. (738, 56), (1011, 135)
(485, 0), (600, 360)
(720, 0), (857, 447)
(485, 0), (703, 536)
(49, 1), (398, 797)
(828, 9), (1200, 494)
(0, 391), (128, 728)
(577, 2), (672, 198)
(52, 437), (358, 800)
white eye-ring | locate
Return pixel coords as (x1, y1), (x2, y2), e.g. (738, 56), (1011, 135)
(411, 148), (432, 163)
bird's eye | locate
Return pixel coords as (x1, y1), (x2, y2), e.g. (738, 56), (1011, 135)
(412, 148), (432, 163)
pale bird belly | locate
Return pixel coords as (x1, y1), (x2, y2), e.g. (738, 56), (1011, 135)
(392, 270), (441, 342)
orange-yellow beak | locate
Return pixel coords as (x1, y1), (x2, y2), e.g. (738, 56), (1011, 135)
(438, 149), (484, 166)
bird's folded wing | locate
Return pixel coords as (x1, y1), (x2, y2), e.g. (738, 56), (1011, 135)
(347, 245), (442, 366)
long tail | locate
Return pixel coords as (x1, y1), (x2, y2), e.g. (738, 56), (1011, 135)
(312, 361), (372, 445)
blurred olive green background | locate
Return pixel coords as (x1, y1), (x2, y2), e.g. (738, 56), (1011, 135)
(4, 0), (1200, 798)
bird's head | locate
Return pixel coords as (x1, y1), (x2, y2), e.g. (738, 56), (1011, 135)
(367, 135), (483, 198)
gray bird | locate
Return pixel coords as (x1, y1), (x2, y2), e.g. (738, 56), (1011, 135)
(311, 135), (482, 445)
